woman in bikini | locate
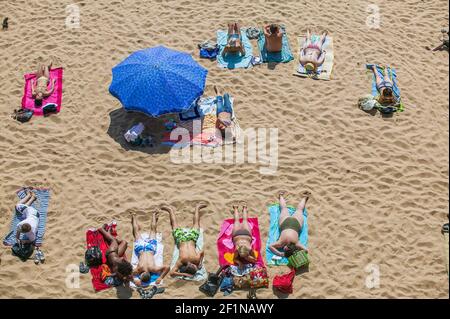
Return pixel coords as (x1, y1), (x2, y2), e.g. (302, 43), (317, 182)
(222, 22), (245, 56)
(269, 191), (310, 257)
(31, 63), (56, 106)
(231, 203), (257, 267)
(370, 65), (398, 105)
(299, 29), (328, 73)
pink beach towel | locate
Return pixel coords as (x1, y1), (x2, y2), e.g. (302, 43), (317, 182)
(217, 217), (265, 267)
(22, 67), (63, 116)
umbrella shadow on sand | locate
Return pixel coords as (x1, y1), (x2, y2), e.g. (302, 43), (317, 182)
(107, 108), (173, 155)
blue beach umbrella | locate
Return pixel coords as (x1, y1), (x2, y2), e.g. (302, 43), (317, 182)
(109, 46), (208, 117)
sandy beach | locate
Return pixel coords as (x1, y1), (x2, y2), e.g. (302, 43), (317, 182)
(0, 0), (448, 299)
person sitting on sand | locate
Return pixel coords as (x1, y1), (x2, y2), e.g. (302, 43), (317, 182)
(161, 203), (207, 277)
(98, 225), (133, 284)
(263, 24), (283, 53)
(231, 203), (257, 267)
(223, 23), (245, 56)
(370, 65), (398, 106)
(269, 191), (310, 257)
(130, 211), (170, 287)
(31, 63), (56, 106)
(299, 29), (328, 73)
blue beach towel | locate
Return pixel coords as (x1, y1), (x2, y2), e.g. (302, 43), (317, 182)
(366, 64), (404, 111)
(257, 26), (294, 63)
(3, 188), (50, 247)
(217, 30), (253, 69)
(265, 204), (308, 266)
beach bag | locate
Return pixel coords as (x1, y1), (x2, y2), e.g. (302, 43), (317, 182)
(85, 246), (103, 267)
(200, 47), (219, 60)
(287, 250), (309, 269)
(273, 268), (296, 294)
(12, 109), (33, 123)
(249, 267), (269, 289)
(42, 104), (58, 116)
(11, 243), (34, 261)
(199, 272), (223, 297)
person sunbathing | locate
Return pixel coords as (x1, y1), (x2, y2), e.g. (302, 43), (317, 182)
(263, 24), (283, 53)
(269, 191), (310, 257)
(15, 189), (39, 245)
(299, 29), (328, 73)
(99, 225), (133, 283)
(130, 211), (169, 287)
(370, 65), (398, 106)
(161, 203), (207, 278)
(231, 203), (257, 267)
(222, 22), (245, 56)
(31, 63), (56, 106)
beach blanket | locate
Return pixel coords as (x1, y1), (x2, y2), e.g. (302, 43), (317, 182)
(257, 26), (294, 63)
(293, 35), (334, 80)
(217, 30), (253, 69)
(162, 95), (241, 148)
(86, 224), (117, 292)
(22, 67), (63, 116)
(217, 217), (265, 267)
(3, 188), (50, 247)
(366, 64), (404, 112)
(130, 232), (165, 289)
(170, 228), (207, 281)
(265, 204), (309, 266)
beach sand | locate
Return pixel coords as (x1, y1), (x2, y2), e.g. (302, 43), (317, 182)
(0, 0), (448, 298)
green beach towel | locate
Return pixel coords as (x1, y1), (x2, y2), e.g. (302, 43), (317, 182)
(257, 26), (294, 63)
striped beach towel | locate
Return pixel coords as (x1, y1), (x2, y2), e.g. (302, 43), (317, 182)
(3, 188), (50, 247)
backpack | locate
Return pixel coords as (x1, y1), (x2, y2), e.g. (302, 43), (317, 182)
(43, 103), (58, 116)
(11, 243), (35, 261)
(12, 109), (33, 123)
(85, 246), (103, 267)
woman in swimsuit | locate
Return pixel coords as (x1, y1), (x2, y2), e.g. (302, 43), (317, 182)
(31, 63), (56, 106)
(269, 191), (310, 257)
(370, 65), (397, 105)
(231, 203), (257, 267)
(222, 22), (245, 56)
(299, 29), (328, 73)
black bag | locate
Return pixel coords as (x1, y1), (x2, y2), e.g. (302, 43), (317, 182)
(85, 246), (103, 267)
(42, 104), (58, 117)
(12, 109), (33, 123)
(11, 243), (34, 261)
(199, 266), (225, 297)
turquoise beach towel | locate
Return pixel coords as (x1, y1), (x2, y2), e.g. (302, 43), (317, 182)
(217, 30), (253, 69)
(366, 64), (404, 111)
(265, 204), (308, 266)
(3, 188), (50, 247)
(257, 27), (294, 63)
(170, 228), (207, 281)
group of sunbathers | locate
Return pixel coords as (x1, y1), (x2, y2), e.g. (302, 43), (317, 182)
(80, 191), (311, 289)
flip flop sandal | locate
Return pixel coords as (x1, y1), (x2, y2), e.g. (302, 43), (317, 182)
(442, 223), (449, 234)
(79, 262), (90, 274)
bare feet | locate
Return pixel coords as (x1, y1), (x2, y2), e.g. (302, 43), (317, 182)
(196, 202), (208, 211)
(160, 204), (175, 214)
(301, 190), (311, 203)
(278, 191), (287, 199)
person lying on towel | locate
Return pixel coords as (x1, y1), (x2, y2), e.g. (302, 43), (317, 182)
(369, 65), (398, 106)
(31, 63), (56, 107)
(98, 225), (133, 284)
(231, 203), (257, 267)
(263, 24), (283, 53)
(161, 203), (207, 277)
(15, 189), (39, 245)
(269, 191), (310, 257)
(222, 22), (245, 56)
(300, 29), (328, 73)
(130, 211), (170, 287)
